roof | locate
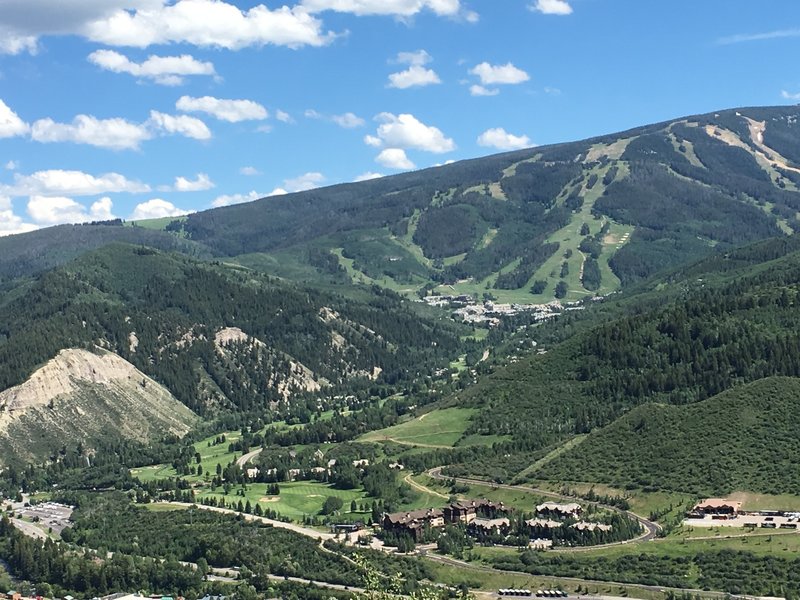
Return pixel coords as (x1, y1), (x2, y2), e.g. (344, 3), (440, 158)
(694, 498), (743, 510)
(384, 508), (443, 525)
(448, 498), (506, 511)
(572, 521), (612, 532)
(536, 502), (582, 514)
(526, 518), (562, 529)
(471, 517), (510, 529)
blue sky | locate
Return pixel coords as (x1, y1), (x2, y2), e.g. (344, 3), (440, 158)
(0, 0), (799, 234)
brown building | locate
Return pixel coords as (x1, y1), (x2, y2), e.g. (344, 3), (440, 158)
(690, 498), (743, 517)
(383, 508), (444, 541)
(444, 499), (507, 524)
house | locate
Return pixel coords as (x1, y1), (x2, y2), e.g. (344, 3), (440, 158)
(444, 499), (507, 524)
(690, 498), (742, 517)
(245, 468), (259, 479)
(468, 517), (510, 535)
(352, 459), (370, 468)
(383, 508), (444, 541)
(313, 449), (325, 462)
(525, 518), (562, 530)
(535, 502), (582, 518)
(528, 538), (553, 550)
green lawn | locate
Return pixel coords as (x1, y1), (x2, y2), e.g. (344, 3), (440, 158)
(199, 480), (371, 521)
(358, 407), (478, 448)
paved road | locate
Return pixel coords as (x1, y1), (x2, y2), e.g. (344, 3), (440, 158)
(427, 468), (660, 543)
(165, 501), (336, 540)
(235, 447), (264, 468)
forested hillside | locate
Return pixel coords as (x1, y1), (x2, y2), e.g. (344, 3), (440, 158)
(440, 236), (800, 480)
(3, 106), (800, 303)
(534, 377), (800, 495)
(0, 244), (464, 421)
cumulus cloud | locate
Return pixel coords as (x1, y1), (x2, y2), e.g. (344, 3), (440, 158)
(130, 198), (190, 220)
(366, 112), (455, 153)
(0, 195), (37, 237)
(388, 50), (440, 89)
(275, 110), (293, 123)
(389, 65), (441, 89)
(5, 169), (150, 197)
(239, 166), (261, 176)
(176, 95), (267, 122)
(84, 1), (335, 50)
(469, 84), (499, 97)
(0, 99), (29, 138)
(781, 90), (800, 101)
(331, 112), (366, 128)
(300, 0), (461, 17)
(283, 172), (325, 192)
(376, 148), (415, 170)
(174, 173), (214, 192)
(470, 62), (529, 85)
(88, 49), (216, 85)
(26, 194), (117, 225)
(148, 110), (212, 140)
(530, 0), (573, 15)
(5, 160), (19, 171)
(0, 32), (38, 55)
(31, 115), (152, 150)
(211, 190), (262, 208)
(477, 127), (533, 150)
(354, 171), (384, 182)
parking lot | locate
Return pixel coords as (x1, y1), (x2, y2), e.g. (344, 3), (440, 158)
(684, 513), (800, 529)
(14, 502), (74, 534)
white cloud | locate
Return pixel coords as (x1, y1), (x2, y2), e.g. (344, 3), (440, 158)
(284, 172), (325, 192)
(300, 0), (461, 17)
(477, 127), (533, 150)
(388, 65), (441, 89)
(88, 49), (215, 85)
(148, 110), (212, 140)
(463, 9), (479, 23)
(394, 50), (432, 66)
(31, 115), (152, 150)
(332, 112), (365, 128)
(0, 99), (29, 138)
(174, 173), (214, 192)
(376, 148), (415, 170)
(176, 95), (267, 122)
(27, 194), (117, 225)
(306, 109), (365, 128)
(530, 0), (573, 15)
(781, 90), (800, 101)
(267, 188), (288, 196)
(0, 195), (37, 236)
(0, 32), (38, 56)
(5, 160), (19, 171)
(354, 171), (384, 182)
(469, 84), (499, 97)
(90, 196), (116, 220)
(275, 109), (293, 123)
(5, 170), (150, 197)
(367, 112), (455, 153)
(84, 1), (335, 50)
(130, 198), (190, 220)
(211, 190), (262, 208)
(470, 62), (529, 85)
(544, 86), (562, 95)
(239, 166), (261, 176)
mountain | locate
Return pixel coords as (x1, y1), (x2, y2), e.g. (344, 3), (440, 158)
(3, 106), (800, 305)
(420, 234), (800, 481)
(0, 244), (464, 423)
(531, 377), (800, 496)
(0, 347), (197, 466)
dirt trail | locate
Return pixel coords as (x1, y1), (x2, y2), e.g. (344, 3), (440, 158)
(404, 473), (448, 500)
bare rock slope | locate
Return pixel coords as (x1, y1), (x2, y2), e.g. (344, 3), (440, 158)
(0, 347), (197, 465)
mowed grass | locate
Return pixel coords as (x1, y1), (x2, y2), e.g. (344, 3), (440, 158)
(198, 480), (370, 521)
(411, 474), (547, 512)
(359, 408), (478, 448)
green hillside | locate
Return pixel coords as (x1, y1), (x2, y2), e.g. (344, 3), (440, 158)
(4, 106), (800, 303)
(0, 244), (466, 418)
(534, 377), (800, 495)
(426, 236), (800, 480)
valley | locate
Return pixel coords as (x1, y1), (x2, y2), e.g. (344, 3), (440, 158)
(3, 106), (800, 600)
